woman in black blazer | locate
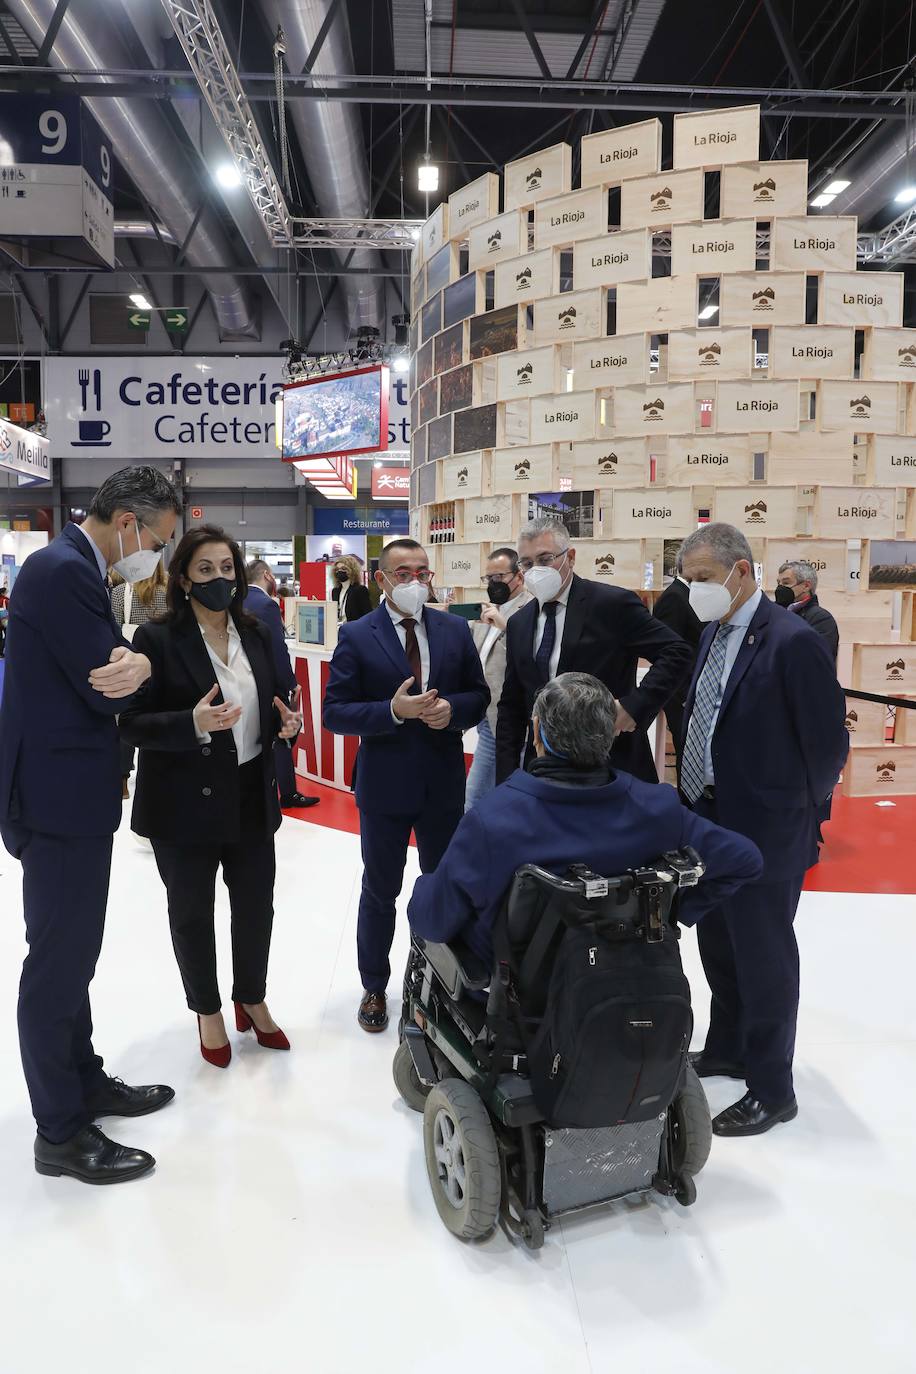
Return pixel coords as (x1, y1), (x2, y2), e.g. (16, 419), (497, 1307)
(119, 525), (301, 1068)
(330, 554), (372, 621)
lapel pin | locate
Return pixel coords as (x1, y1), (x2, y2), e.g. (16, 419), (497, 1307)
(748, 634), (755, 645)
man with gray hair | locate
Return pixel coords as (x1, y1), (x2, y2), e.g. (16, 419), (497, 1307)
(495, 515), (691, 786)
(775, 559), (839, 663)
(0, 466), (181, 1184)
(408, 671), (762, 969)
(678, 522), (848, 1138)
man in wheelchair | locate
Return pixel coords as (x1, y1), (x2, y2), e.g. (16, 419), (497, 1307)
(401, 673), (763, 1246)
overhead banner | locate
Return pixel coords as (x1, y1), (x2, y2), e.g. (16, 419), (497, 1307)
(43, 357), (411, 460)
(0, 416), (51, 484)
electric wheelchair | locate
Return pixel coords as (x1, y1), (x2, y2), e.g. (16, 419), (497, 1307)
(393, 848), (712, 1250)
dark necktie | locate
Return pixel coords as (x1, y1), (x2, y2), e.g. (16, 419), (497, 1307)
(400, 617), (423, 691)
(534, 601), (559, 685)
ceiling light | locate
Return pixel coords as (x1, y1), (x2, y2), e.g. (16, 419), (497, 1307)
(824, 179), (851, 195)
(392, 355), (409, 373)
(810, 192), (836, 208)
(129, 293), (152, 310)
(417, 160), (439, 193)
(216, 162), (243, 189)
(698, 304), (718, 320)
(410, 227), (421, 241)
(894, 185), (916, 205)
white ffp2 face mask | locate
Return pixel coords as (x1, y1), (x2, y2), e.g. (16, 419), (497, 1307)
(112, 521), (162, 585)
(524, 564), (563, 605)
(390, 579), (429, 618)
(688, 563), (739, 622)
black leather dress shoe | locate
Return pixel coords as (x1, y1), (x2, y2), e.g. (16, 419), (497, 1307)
(88, 1075), (175, 1120)
(358, 990), (389, 1033)
(281, 792), (320, 808)
(713, 1091), (799, 1137)
(689, 1051), (746, 1080)
(34, 1125), (155, 1185)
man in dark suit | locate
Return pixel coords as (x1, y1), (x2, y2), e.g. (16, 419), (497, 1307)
(679, 523), (849, 1138)
(322, 538), (489, 1033)
(495, 517), (692, 786)
(653, 553), (703, 772)
(410, 672), (763, 967)
(245, 559), (318, 810)
(775, 560), (840, 662)
(0, 467), (180, 1184)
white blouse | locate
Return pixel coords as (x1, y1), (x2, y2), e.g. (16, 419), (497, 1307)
(196, 621), (262, 765)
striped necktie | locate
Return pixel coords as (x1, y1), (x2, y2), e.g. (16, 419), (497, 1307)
(681, 622), (735, 804)
(534, 601), (559, 685)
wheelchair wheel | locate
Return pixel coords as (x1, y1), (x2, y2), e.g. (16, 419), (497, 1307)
(393, 1039), (431, 1113)
(423, 1080), (501, 1242)
(670, 1063), (713, 1177)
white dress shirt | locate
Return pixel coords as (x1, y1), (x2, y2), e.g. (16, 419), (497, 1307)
(479, 588), (526, 670)
(703, 587), (762, 785)
(196, 621), (262, 765)
(74, 523), (108, 582)
(533, 578), (573, 681)
(387, 598), (432, 724)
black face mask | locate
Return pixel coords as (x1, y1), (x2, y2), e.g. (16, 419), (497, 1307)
(487, 579), (514, 606)
(774, 584), (796, 608)
(190, 577), (237, 612)
(335, 570), (349, 583)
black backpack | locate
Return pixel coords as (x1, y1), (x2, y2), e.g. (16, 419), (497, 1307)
(494, 856), (698, 1129)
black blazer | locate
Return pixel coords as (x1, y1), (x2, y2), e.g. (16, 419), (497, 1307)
(495, 574), (692, 785)
(653, 577), (703, 711)
(793, 594), (839, 664)
(331, 582), (372, 621)
(119, 615), (288, 845)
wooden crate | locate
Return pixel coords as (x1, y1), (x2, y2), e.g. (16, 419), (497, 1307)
(664, 433), (753, 486)
(894, 699), (916, 744)
(529, 391), (597, 444)
(719, 159), (809, 218)
(609, 487), (696, 539)
(616, 276), (697, 333)
(819, 272), (904, 328)
(770, 216), (858, 273)
(713, 485), (799, 537)
(817, 379), (899, 434)
(467, 210), (528, 272)
(571, 333), (648, 388)
(504, 142), (572, 211)
(613, 382), (697, 436)
(852, 642), (916, 696)
(670, 218), (757, 276)
(619, 169), (704, 230)
(573, 538), (644, 588)
(861, 327), (916, 381)
(438, 543), (486, 587)
(764, 539), (851, 593)
(842, 745), (916, 797)
(769, 326), (855, 380)
(580, 119), (661, 187)
(827, 591), (896, 645)
(814, 486), (897, 540)
(902, 591), (916, 641)
(440, 452), (486, 501)
(719, 271), (806, 326)
(462, 494), (519, 545)
(491, 444), (555, 494)
(556, 436), (648, 488)
(672, 104), (760, 170)
(493, 249), (559, 310)
(716, 379), (800, 433)
(420, 203), (448, 264)
(844, 695), (890, 747)
(532, 288), (605, 345)
(447, 172), (500, 239)
(573, 230), (650, 289)
(667, 327), (753, 382)
(868, 435), (916, 485)
(534, 186), (607, 249)
(495, 345), (560, 401)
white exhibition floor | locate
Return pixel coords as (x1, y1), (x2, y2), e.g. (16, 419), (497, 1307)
(0, 804), (914, 1374)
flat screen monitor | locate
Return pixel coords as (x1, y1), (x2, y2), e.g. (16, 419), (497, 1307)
(297, 602), (326, 646)
(282, 364), (389, 461)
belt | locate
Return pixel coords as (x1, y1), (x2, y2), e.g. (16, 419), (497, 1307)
(701, 785), (716, 801)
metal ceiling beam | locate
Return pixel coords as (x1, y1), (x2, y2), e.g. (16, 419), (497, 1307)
(0, 20), (20, 62)
(762, 0), (808, 88)
(19, 264), (411, 275)
(300, 0), (345, 74)
(35, 0), (71, 65)
(565, 0), (611, 80)
(508, 0), (552, 80)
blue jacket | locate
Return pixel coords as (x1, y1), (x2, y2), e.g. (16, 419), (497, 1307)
(0, 523), (133, 838)
(322, 603), (489, 815)
(244, 584), (296, 695)
(683, 593), (849, 875)
(408, 768), (764, 969)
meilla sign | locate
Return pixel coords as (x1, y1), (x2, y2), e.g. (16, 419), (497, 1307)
(44, 358), (410, 459)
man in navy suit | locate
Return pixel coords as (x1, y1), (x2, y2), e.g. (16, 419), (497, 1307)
(0, 467), (180, 1184)
(409, 672), (763, 967)
(323, 538), (489, 1032)
(245, 559), (319, 810)
(678, 523), (849, 1138)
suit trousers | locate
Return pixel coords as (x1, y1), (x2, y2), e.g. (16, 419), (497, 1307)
(692, 797), (803, 1105)
(664, 699), (685, 773)
(357, 802), (464, 993)
(151, 760), (276, 1014)
(274, 738), (297, 801)
(2, 823), (111, 1143)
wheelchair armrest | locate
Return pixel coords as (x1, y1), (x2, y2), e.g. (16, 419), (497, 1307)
(422, 940), (491, 999)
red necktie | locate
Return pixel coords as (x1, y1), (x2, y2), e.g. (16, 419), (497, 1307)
(400, 617), (423, 691)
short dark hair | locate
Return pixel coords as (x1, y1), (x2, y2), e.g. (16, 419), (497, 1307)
(164, 525), (255, 631)
(379, 538), (426, 571)
(488, 546), (519, 572)
(246, 559), (272, 584)
(88, 466), (181, 524)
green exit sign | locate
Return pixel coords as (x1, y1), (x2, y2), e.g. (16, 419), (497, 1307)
(127, 311), (150, 329)
(165, 310), (189, 335)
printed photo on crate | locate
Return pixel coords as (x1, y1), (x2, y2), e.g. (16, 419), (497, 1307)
(527, 489), (595, 539)
(443, 274), (478, 331)
(469, 304), (520, 359)
(435, 321), (465, 374)
(438, 364), (474, 415)
(417, 338), (434, 388)
(868, 540), (916, 588)
(453, 402), (498, 453)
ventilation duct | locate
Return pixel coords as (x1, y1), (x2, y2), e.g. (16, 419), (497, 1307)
(5, 0), (259, 337)
(829, 121), (916, 230)
(256, 0), (385, 335)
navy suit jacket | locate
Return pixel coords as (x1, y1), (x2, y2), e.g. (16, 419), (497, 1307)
(0, 523), (133, 838)
(683, 594), (849, 876)
(322, 603), (489, 815)
(244, 584), (296, 695)
(408, 768), (763, 969)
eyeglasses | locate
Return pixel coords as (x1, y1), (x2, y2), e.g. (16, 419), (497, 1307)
(517, 550), (568, 573)
(387, 567), (433, 585)
(486, 570), (518, 583)
(133, 516), (169, 555)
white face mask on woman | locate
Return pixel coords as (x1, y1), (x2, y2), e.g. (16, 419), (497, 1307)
(688, 563), (740, 622)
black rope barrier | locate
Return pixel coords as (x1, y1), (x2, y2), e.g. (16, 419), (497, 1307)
(843, 689), (916, 710)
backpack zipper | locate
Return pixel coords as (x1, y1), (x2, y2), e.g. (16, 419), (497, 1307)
(550, 1052), (561, 1079)
(588, 946), (598, 967)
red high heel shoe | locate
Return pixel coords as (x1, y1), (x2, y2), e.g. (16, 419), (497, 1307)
(234, 1002), (290, 1051)
(197, 1014), (231, 1068)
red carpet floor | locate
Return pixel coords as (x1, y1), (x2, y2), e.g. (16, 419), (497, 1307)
(284, 778), (916, 897)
